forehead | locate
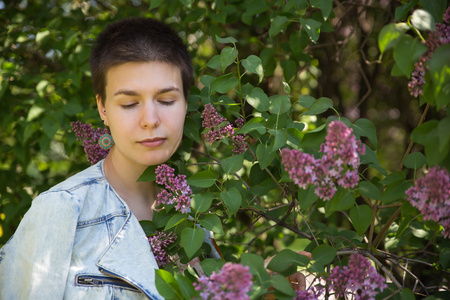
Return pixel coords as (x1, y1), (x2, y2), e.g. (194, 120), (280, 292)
(105, 61), (183, 91)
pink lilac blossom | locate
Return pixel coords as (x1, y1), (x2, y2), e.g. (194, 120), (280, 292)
(71, 121), (110, 165)
(148, 231), (177, 268)
(281, 121), (364, 200)
(408, 7), (450, 97)
(327, 253), (387, 300)
(294, 287), (322, 300)
(194, 262), (253, 300)
(155, 164), (192, 213)
(232, 134), (247, 155)
(201, 104), (247, 155)
(405, 165), (450, 238)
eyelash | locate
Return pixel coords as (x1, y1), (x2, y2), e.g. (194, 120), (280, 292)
(120, 100), (175, 109)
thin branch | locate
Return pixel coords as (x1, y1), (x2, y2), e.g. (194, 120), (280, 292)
(399, 103), (430, 170)
(373, 206), (402, 248)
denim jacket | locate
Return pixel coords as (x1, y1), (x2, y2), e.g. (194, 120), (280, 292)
(0, 160), (164, 300)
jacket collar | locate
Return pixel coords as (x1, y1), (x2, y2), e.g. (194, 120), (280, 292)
(96, 204), (163, 299)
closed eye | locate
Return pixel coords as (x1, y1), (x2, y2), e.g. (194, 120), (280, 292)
(121, 103), (138, 109)
(159, 100), (175, 106)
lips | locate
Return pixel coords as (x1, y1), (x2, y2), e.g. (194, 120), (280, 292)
(137, 137), (166, 147)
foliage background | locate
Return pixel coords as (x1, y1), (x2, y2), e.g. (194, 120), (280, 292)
(1, 0), (449, 299)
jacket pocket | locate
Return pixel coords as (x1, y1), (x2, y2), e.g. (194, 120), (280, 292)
(76, 275), (140, 292)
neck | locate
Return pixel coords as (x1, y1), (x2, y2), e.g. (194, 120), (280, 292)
(103, 148), (156, 220)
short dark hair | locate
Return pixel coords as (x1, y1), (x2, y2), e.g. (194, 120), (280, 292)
(90, 17), (193, 104)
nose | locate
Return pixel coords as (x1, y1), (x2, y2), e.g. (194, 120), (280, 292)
(140, 101), (160, 129)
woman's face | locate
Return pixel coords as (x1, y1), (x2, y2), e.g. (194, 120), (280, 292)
(98, 61), (187, 169)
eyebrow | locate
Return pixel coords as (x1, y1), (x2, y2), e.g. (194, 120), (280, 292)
(113, 87), (181, 97)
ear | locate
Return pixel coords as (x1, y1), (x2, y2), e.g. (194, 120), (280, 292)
(96, 95), (107, 124)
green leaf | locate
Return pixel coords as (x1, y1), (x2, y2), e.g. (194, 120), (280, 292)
(399, 288), (416, 300)
(440, 248), (450, 269)
(220, 187), (242, 216)
(221, 153), (244, 174)
(239, 117), (266, 135)
(187, 170), (217, 188)
(419, 0), (447, 22)
(395, 0), (418, 21)
(426, 44), (450, 109)
(206, 54), (221, 69)
(174, 273), (196, 300)
(438, 118), (450, 151)
(403, 152), (427, 170)
(350, 204), (373, 236)
(242, 55), (264, 83)
(298, 95), (316, 108)
(378, 23), (409, 54)
(137, 165), (157, 182)
(200, 258), (226, 276)
(155, 269), (183, 300)
(411, 9), (436, 31)
(183, 117), (201, 144)
(381, 181), (412, 204)
(290, 31), (310, 56)
(165, 214), (187, 230)
(269, 16), (288, 37)
(42, 116), (59, 139)
(210, 73), (239, 94)
(245, 87), (270, 112)
(241, 253), (270, 284)
(325, 189), (355, 217)
(215, 35), (238, 44)
(302, 97), (333, 116)
(271, 274), (296, 297)
(267, 249), (310, 273)
(181, 227), (205, 259)
(220, 47), (238, 73)
(352, 118), (378, 149)
(298, 186), (319, 209)
(256, 143), (276, 169)
(300, 17), (322, 43)
(280, 59), (297, 81)
(269, 129), (288, 152)
(139, 220), (157, 236)
(269, 95), (291, 115)
(191, 192), (214, 213)
(393, 35), (427, 77)
(359, 181), (381, 200)
(312, 244), (337, 266)
(199, 214), (224, 235)
(310, 0), (333, 20)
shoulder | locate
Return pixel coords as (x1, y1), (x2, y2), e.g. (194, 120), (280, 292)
(34, 160), (108, 209)
(48, 160), (107, 193)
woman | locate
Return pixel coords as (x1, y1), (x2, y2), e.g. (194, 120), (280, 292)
(0, 17), (191, 300)
(0, 17), (308, 300)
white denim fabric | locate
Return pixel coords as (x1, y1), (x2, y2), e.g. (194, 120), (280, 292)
(0, 160), (164, 300)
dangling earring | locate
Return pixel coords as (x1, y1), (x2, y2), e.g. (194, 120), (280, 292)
(98, 116), (114, 150)
(98, 132), (114, 150)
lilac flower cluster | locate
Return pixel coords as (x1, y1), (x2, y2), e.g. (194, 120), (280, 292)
(194, 262), (253, 300)
(71, 121), (110, 165)
(408, 7), (450, 97)
(155, 164), (192, 213)
(327, 253), (387, 299)
(405, 165), (450, 238)
(148, 231), (177, 268)
(294, 288), (321, 300)
(281, 121), (365, 200)
(201, 104), (247, 155)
